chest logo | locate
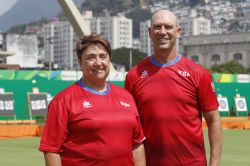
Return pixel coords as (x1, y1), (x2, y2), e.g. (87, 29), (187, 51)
(141, 70), (149, 78)
(120, 101), (130, 107)
(178, 70), (190, 77)
(83, 101), (92, 108)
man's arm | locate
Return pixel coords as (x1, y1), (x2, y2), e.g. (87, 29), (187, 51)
(203, 110), (223, 166)
(133, 143), (146, 166)
(44, 152), (62, 166)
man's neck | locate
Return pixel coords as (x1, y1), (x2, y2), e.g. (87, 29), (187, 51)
(153, 49), (178, 64)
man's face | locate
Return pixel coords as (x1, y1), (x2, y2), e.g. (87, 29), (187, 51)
(149, 11), (181, 51)
(78, 44), (110, 85)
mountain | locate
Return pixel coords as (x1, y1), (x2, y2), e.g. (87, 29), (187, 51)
(0, 0), (85, 32)
(0, 0), (17, 16)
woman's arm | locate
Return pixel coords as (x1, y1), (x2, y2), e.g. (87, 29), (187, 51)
(44, 152), (62, 166)
(133, 143), (146, 166)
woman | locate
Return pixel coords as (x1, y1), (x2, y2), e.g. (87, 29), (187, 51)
(39, 33), (146, 166)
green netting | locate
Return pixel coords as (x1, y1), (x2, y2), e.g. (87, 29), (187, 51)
(0, 78), (249, 120)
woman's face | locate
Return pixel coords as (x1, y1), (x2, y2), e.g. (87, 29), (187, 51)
(78, 43), (110, 85)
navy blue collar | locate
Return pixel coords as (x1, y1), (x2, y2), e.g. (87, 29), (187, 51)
(150, 54), (182, 67)
(77, 79), (110, 96)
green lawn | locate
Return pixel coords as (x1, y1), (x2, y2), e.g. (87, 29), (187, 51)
(204, 129), (250, 166)
(0, 137), (43, 166)
(0, 129), (249, 166)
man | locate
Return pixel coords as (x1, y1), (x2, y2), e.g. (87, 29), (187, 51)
(125, 10), (223, 166)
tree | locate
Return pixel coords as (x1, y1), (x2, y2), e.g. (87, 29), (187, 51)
(189, 0), (204, 7)
(229, 0), (246, 3)
(8, 24), (27, 34)
(209, 60), (249, 74)
(228, 20), (242, 32)
(81, 0), (140, 16)
(125, 7), (152, 38)
(80, 0), (151, 38)
(111, 47), (147, 71)
(7, 18), (48, 34)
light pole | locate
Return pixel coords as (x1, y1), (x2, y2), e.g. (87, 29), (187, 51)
(129, 48), (132, 69)
(47, 37), (53, 71)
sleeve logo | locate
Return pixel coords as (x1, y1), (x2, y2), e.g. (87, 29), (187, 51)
(211, 82), (216, 92)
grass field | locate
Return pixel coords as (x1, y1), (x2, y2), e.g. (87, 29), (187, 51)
(0, 137), (43, 166)
(0, 129), (249, 166)
(204, 129), (250, 166)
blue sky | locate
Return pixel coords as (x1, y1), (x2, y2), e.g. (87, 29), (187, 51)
(0, 0), (17, 16)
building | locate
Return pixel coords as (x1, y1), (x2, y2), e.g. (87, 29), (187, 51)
(192, 16), (211, 35)
(0, 33), (14, 65)
(5, 34), (38, 68)
(42, 11), (132, 69)
(81, 10), (93, 33)
(42, 20), (76, 69)
(0, 33), (6, 51)
(42, 11), (94, 70)
(42, 12), (132, 69)
(150, 1), (169, 13)
(182, 32), (250, 68)
(90, 13), (132, 49)
(179, 16), (211, 36)
(139, 20), (153, 56)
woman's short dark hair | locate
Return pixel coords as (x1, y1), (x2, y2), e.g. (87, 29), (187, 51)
(76, 33), (111, 59)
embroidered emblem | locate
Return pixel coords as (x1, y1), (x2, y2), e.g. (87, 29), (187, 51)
(178, 70), (190, 77)
(141, 70), (149, 78)
(120, 101), (130, 107)
(83, 101), (92, 108)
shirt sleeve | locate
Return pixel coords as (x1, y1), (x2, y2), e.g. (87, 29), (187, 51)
(39, 97), (70, 153)
(197, 70), (219, 112)
(124, 87), (145, 145)
(125, 73), (133, 94)
(125, 73), (145, 145)
(133, 115), (146, 146)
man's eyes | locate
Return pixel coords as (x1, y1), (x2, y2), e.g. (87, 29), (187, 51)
(153, 25), (172, 30)
(153, 25), (162, 29)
